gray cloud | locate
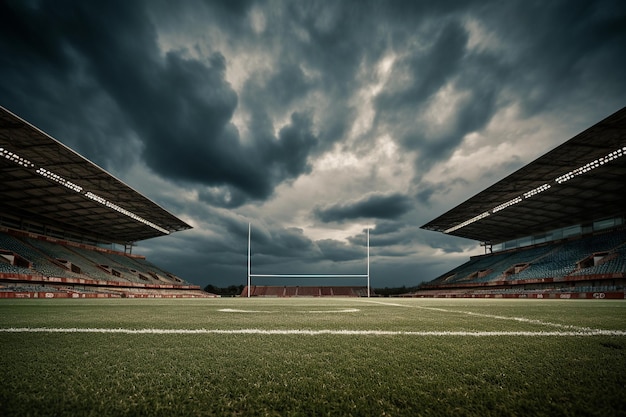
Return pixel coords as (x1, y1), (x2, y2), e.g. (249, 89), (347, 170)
(375, 20), (469, 112)
(315, 193), (413, 223)
(0, 0), (321, 206)
(317, 239), (365, 262)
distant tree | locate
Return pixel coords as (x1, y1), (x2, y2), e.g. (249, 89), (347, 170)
(204, 284), (245, 297)
(374, 286), (417, 297)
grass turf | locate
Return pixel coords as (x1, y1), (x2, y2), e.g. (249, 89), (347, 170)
(1, 298), (625, 416)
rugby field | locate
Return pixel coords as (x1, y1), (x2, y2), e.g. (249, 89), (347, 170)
(1, 297), (625, 416)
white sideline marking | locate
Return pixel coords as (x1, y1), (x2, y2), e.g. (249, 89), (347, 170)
(1, 327), (625, 336)
(360, 300), (597, 332)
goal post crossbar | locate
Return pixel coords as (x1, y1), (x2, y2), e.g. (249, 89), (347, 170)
(247, 223), (370, 297)
(249, 274), (368, 278)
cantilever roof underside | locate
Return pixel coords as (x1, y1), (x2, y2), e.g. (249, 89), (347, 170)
(421, 107), (626, 244)
(0, 106), (191, 244)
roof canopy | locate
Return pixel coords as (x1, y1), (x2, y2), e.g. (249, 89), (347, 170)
(0, 106), (191, 244)
(421, 107), (626, 244)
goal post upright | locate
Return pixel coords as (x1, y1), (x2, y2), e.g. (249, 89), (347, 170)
(367, 227), (370, 298)
(246, 224), (371, 297)
(247, 222), (251, 298)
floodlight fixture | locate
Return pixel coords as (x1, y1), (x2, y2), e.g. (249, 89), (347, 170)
(492, 196), (522, 213)
(87, 191), (170, 235)
(556, 146), (625, 184)
(2, 146), (170, 236)
(36, 167), (83, 193)
(444, 211), (490, 234)
(524, 183), (551, 199)
(443, 145), (625, 234)
(1, 147), (34, 168)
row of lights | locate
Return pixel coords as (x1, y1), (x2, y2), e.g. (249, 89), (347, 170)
(36, 167), (83, 193)
(444, 183), (551, 233)
(523, 183), (551, 199)
(492, 196), (522, 213)
(84, 191), (168, 233)
(445, 211), (490, 234)
(1, 147), (34, 168)
(555, 147), (625, 184)
(445, 146), (625, 234)
(106, 199), (170, 234)
(3, 147), (170, 235)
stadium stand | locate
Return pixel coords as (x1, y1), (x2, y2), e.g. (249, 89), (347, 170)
(417, 107), (626, 299)
(0, 106), (213, 298)
(242, 286), (373, 297)
(0, 228), (211, 298)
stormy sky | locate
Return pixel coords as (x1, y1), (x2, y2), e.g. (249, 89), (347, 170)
(1, 0), (625, 289)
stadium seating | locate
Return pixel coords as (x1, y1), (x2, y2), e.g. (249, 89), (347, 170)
(242, 285), (372, 297)
(418, 228), (626, 298)
(0, 233), (82, 279)
(0, 229), (209, 298)
(23, 237), (113, 281)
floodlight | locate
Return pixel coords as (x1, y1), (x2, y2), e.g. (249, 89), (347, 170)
(524, 183), (551, 199)
(492, 197), (522, 213)
(1, 148), (34, 168)
(444, 211), (490, 233)
(445, 145), (624, 233)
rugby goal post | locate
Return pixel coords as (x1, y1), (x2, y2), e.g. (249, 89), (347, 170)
(247, 223), (370, 297)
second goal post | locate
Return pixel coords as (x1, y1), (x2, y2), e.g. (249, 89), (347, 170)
(247, 224), (371, 297)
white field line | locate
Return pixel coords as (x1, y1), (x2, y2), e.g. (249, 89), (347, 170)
(218, 309), (271, 313)
(217, 308), (360, 314)
(1, 327), (625, 336)
(302, 308), (361, 313)
(359, 300), (612, 333)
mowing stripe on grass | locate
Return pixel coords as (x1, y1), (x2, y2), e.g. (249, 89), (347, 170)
(1, 327), (625, 336)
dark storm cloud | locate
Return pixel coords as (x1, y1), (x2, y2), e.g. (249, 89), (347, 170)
(0, 1), (140, 170)
(316, 239), (364, 262)
(484, 1), (626, 117)
(243, 64), (315, 114)
(373, 0), (626, 181)
(375, 20), (468, 111)
(368, 221), (417, 248)
(2, 0), (625, 289)
(315, 193), (413, 223)
(0, 0), (320, 205)
(373, 18), (505, 178)
(421, 231), (477, 254)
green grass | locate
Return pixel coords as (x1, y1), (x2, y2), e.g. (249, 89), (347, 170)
(1, 298), (625, 416)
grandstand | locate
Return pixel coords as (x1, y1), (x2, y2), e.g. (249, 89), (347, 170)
(0, 105), (212, 298)
(417, 106), (626, 299)
(242, 285), (372, 297)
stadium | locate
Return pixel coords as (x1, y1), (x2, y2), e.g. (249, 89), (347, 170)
(0, 105), (210, 298)
(243, 107), (626, 299)
(416, 106), (626, 299)
(2, 105), (625, 300)
(1, 105), (625, 416)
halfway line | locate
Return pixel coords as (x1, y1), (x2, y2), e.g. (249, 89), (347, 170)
(1, 328), (625, 336)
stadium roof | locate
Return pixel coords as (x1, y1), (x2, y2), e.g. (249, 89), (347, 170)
(421, 106), (626, 244)
(0, 106), (192, 244)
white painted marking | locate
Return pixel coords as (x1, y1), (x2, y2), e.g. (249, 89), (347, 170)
(361, 300), (408, 308)
(419, 307), (594, 332)
(302, 308), (360, 313)
(218, 309), (270, 313)
(359, 300), (597, 332)
(1, 328), (625, 336)
(218, 308), (360, 314)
